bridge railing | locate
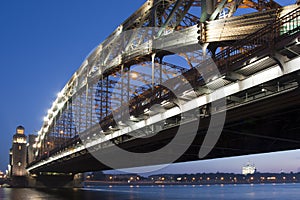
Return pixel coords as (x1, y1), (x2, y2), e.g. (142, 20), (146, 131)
(214, 6), (300, 74)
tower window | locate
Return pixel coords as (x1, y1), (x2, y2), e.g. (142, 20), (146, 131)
(18, 162), (22, 167)
(18, 146), (22, 150)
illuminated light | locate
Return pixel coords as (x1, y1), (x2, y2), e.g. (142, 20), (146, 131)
(118, 121), (126, 126)
(242, 56), (269, 70)
(130, 115), (139, 122)
(161, 100), (168, 106)
(48, 109), (53, 114)
(57, 102), (65, 110)
(35, 138), (39, 142)
(17, 128), (24, 134)
(57, 91), (64, 98)
(48, 118), (53, 126)
(44, 127), (49, 133)
(211, 75), (219, 81)
(43, 116), (48, 122)
(33, 144), (37, 148)
(59, 130), (64, 134)
(144, 108), (150, 114)
(249, 57), (258, 63)
(130, 72), (138, 79)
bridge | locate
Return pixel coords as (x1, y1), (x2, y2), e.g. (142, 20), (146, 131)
(24, 0), (300, 187)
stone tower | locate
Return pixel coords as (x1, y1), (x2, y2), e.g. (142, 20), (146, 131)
(11, 126), (27, 177)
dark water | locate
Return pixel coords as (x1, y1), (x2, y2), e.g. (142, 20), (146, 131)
(1, 183), (300, 200)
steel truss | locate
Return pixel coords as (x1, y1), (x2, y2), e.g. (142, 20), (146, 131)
(32, 0), (298, 164)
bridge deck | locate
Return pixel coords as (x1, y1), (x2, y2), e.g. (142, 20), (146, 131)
(28, 2), (300, 174)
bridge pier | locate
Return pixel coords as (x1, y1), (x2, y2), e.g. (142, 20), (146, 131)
(27, 173), (84, 188)
(10, 176), (28, 188)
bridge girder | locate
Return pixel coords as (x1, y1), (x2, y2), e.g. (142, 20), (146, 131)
(29, 1), (300, 173)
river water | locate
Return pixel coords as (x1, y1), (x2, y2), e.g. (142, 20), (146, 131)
(0, 183), (299, 200)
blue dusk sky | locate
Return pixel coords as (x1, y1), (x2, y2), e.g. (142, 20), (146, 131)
(0, 0), (299, 174)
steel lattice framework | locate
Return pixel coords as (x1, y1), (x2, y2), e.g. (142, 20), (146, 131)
(30, 0), (300, 169)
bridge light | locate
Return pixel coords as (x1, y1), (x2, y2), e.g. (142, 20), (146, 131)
(131, 72), (138, 80)
(44, 126), (49, 132)
(130, 115), (135, 120)
(57, 103), (64, 110)
(211, 75), (219, 81)
(130, 115), (139, 122)
(43, 116), (48, 122)
(144, 108), (150, 114)
(57, 91), (63, 98)
(161, 100), (169, 106)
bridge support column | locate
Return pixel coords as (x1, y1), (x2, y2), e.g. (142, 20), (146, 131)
(27, 173), (84, 188)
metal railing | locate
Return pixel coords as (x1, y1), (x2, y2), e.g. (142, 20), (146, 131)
(214, 6), (300, 74)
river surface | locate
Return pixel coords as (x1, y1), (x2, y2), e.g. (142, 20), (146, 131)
(0, 183), (299, 200)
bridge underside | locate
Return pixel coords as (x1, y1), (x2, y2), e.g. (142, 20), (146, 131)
(28, 1), (300, 174)
(30, 85), (300, 174)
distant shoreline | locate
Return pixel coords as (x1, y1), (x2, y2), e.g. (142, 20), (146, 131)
(86, 172), (300, 186)
(84, 181), (300, 187)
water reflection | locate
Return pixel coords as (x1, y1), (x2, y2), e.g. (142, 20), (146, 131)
(0, 183), (299, 200)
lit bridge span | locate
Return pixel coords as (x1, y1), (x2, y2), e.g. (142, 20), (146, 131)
(27, 0), (300, 175)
